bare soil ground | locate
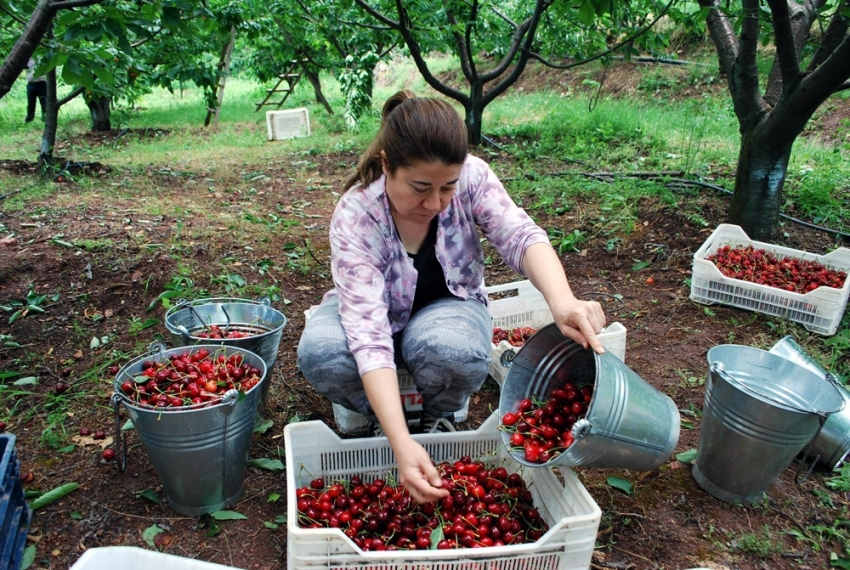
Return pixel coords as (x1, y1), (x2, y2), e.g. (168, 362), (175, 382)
(1, 60), (849, 570)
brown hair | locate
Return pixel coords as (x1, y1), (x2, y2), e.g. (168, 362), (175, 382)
(343, 91), (468, 191)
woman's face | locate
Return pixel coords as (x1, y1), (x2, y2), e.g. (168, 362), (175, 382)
(383, 158), (463, 226)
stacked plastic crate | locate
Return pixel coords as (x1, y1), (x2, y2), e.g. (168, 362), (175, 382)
(0, 435), (30, 570)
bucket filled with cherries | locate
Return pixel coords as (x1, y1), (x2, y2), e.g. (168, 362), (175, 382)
(498, 323), (680, 471)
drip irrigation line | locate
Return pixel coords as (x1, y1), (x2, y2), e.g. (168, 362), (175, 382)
(500, 167), (850, 241)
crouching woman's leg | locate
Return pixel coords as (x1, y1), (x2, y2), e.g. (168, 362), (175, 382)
(296, 297), (372, 417)
(400, 297), (491, 418)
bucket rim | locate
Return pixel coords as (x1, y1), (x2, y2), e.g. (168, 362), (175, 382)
(164, 296), (285, 316)
(112, 343), (267, 413)
(708, 344), (846, 417)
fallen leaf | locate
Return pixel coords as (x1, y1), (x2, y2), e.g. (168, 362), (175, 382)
(296, 285), (313, 291)
(0, 236), (16, 247)
(73, 350), (83, 360)
(71, 435), (113, 449)
(669, 460), (684, 470)
(104, 309), (113, 318)
(131, 271), (142, 282)
(577, 249), (588, 257)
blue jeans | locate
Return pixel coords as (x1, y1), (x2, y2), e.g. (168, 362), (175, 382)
(297, 296), (491, 421)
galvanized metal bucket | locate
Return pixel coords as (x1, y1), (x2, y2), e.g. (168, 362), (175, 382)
(112, 343), (267, 516)
(499, 323), (680, 470)
(768, 336), (850, 471)
(164, 297), (286, 404)
(693, 344), (845, 505)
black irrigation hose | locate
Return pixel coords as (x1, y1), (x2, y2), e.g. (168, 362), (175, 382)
(500, 166), (850, 241)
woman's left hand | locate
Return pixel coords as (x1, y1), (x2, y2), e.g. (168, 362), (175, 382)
(550, 298), (607, 353)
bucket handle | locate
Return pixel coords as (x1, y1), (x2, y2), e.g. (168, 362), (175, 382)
(794, 413), (828, 485)
(110, 393), (128, 474)
(711, 361), (838, 418)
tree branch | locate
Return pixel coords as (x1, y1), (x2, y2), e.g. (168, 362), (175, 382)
(446, 7), (475, 83)
(0, 3), (28, 26)
(766, 0), (801, 91)
(490, 6), (516, 28)
(352, 0), (399, 29)
(56, 85), (85, 107)
(698, 0), (739, 77)
(530, 0), (675, 71)
(806, 0), (850, 72)
(479, 16), (531, 82)
(49, 0), (103, 9)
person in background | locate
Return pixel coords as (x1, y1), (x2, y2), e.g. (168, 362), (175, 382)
(25, 59), (47, 123)
(297, 90), (606, 504)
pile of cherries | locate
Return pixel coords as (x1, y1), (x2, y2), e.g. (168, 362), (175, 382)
(193, 325), (255, 339)
(116, 348), (262, 409)
(500, 382), (593, 464)
(707, 245), (847, 293)
(492, 326), (537, 347)
(296, 456), (549, 551)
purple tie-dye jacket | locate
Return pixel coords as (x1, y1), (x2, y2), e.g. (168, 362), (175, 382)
(323, 154), (549, 376)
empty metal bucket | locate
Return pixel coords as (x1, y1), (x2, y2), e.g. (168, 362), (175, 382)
(164, 297), (285, 404)
(693, 344), (845, 505)
(769, 336), (850, 471)
(499, 323), (680, 470)
(113, 343), (267, 516)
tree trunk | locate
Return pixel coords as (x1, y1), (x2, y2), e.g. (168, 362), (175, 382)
(728, 122), (793, 240)
(465, 104), (483, 146)
(38, 65), (59, 169)
(301, 64), (333, 115)
(0, 0), (55, 101)
(87, 95), (112, 131)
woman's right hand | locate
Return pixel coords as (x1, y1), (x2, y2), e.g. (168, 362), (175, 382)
(392, 435), (450, 504)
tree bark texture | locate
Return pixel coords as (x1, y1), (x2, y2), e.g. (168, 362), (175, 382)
(39, 66), (59, 169)
(301, 64), (333, 115)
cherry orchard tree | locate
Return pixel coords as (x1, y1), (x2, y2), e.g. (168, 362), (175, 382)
(698, 0), (850, 239)
(0, 0), (104, 101)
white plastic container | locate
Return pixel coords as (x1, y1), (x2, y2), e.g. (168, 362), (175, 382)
(689, 224), (850, 335)
(488, 280), (628, 386)
(284, 413), (601, 570)
(265, 108), (310, 140)
(70, 546), (241, 569)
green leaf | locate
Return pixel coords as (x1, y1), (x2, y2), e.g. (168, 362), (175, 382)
(578, 0), (596, 25)
(139, 318), (159, 330)
(248, 458), (284, 471)
(430, 525), (444, 549)
(830, 553), (850, 569)
(20, 545), (36, 570)
(70, 512), (82, 520)
(267, 493), (281, 503)
(29, 482), (80, 510)
(681, 420), (694, 430)
(274, 515), (286, 524)
(51, 238), (75, 248)
(57, 445), (75, 453)
(676, 449), (698, 464)
(0, 371), (19, 380)
(211, 510), (247, 521)
(90, 337), (101, 349)
(631, 260), (651, 271)
(122, 419), (135, 431)
(607, 476), (633, 495)
(253, 418), (274, 434)
(135, 489), (163, 506)
(12, 377), (38, 386)
(263, 521), (279, 529)
(24, 490), (43, 499)
(142, 524), (164, 546)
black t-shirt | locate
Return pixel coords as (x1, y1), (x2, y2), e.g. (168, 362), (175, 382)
(409, 218), (453, 315)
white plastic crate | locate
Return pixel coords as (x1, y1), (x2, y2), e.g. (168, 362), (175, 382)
(70, 546), (241, 569)
(689, 224), (850, 335)
(284, 413), (601, 570)
(303, 307), (469, 434)
(266, 108), (311, 140)
(488, 280), (628, 386)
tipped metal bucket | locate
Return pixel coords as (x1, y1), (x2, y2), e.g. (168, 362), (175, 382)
(164, 297), (285, 405)
(499, 323), (680, 470)
(113, 343), (267, 516)
(768, 336), (850, 471)
(693, 344), (845, 505)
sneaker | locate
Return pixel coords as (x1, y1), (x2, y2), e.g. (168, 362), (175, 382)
(419, 413), (456, 434)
